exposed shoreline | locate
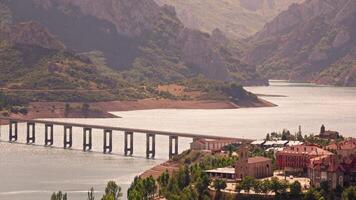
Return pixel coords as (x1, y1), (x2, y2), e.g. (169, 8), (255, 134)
(3, 98), (276, 121)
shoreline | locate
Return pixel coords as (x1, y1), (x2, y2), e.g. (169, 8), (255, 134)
(4, 98), (276, 121)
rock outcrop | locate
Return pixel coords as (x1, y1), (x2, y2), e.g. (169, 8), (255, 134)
(155, 0), (304, 38)
(244, 0), (356, 86)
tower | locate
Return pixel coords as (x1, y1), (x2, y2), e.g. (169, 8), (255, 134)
(235, 145), (249, 180)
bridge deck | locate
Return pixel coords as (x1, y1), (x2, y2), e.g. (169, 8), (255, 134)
(0, 117), (252, 142)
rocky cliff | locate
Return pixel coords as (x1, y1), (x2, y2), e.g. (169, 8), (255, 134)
(244, 0), (356, 86)
(4, 0), (266, 86)
(154, 0), (303, 38)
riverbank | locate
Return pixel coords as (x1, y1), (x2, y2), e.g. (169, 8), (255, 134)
(3, 97), (275, 121)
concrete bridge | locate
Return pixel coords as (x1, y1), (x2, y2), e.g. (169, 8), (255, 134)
(0, 117), (252, 159)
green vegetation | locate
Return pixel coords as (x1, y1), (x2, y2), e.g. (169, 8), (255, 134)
(50, 191), (67, 200)
(102, 181), (123, 200)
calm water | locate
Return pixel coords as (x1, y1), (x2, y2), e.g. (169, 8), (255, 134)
(1, 81), (356, 200)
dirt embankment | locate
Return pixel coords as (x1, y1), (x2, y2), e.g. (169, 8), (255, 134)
(4, 97), (274, 120)
(2, 84), (275, 120)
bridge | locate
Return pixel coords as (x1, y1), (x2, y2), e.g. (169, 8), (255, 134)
(0, 117), (252, 159)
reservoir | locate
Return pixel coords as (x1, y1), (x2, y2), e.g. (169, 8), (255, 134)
(1, 81), (356, 200)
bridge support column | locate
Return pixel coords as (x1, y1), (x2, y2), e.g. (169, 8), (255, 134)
(146, 133), (155, 159)
(26, 122), (36, 144)
(63, 126), (72, 149)
(103, 129), (113, 153)
(83, 128), (92, 151)
(169, 136), (178, 159)
(124, 131), (134, 156)
(9, 121), (18, 142)
(45, 124), (54, 146)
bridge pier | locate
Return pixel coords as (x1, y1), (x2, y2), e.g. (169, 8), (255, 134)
(124, 131), (134, 156)
(26, 122), (36, 144)
(103, 129), (113, 153)
(45, 124), (54, 146)
(63, 126), (73, 149)
(83, 128), (92, 151)
(146, 133), (156, 159)
(9, 121), (18, 142)
(169, 136), (178, 159)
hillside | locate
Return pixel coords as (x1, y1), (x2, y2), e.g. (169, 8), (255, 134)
(3, 0), (267, 86)
(154, 0), (304, 38)
(244, 0), (356, 86)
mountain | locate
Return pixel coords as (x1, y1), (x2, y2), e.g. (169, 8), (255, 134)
(154, 0), (304, 38)
(2, 0), (267, 86)
(0, 1), (151, 102)
(244, 0), (356, 86)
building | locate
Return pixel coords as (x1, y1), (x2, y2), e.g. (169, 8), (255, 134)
(326, 138), (356, 157)
(190, 138), (241, 151)
(308, 154), (344, 189)
(205, 167), (236, 180)
(263, 140), (289, 148)
(276, 145), (333, 175)
(319, 125), (339, 140)
(277, 143), (356, 189)
(235, 146), (273, 180)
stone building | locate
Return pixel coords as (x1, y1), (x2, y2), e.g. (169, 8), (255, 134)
(319, 125), (339, 139)
(190, 138), (241, 151)
(235, 146), (273, 180)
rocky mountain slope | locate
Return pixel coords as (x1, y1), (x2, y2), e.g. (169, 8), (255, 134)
(3, 0), (266, 86)
(244, 0), (356, 86)
(154, 0), (303, 38)
(0, 3), (148, 102)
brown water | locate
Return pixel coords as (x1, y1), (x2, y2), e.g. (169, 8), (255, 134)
(1, 81), (356, 200)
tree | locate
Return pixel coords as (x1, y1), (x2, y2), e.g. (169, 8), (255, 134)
(290, 181), (302, 198)
(51, 191), (67, 200)
(304, 188), (325, 200)
(181, 186), (199, 200)
(158, 170), (170, 195)
(266, 133), (270, 141)
(213, 179), (227, 200)
(196, 173), (211, 200)
(342, 186), (356, 200)
(240, 176), (256, 193)
(270, 177), (288, 196)
(320, 181), (329, 193)
(142, 176), (156, 199)
(213, 179), (227, 192)
(260, 179), (271, 195)
(88, 187), (95, 200)
(235, 183), (242, 194)
(102, 181), (122, 200)
(253, 180), (263, 194)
